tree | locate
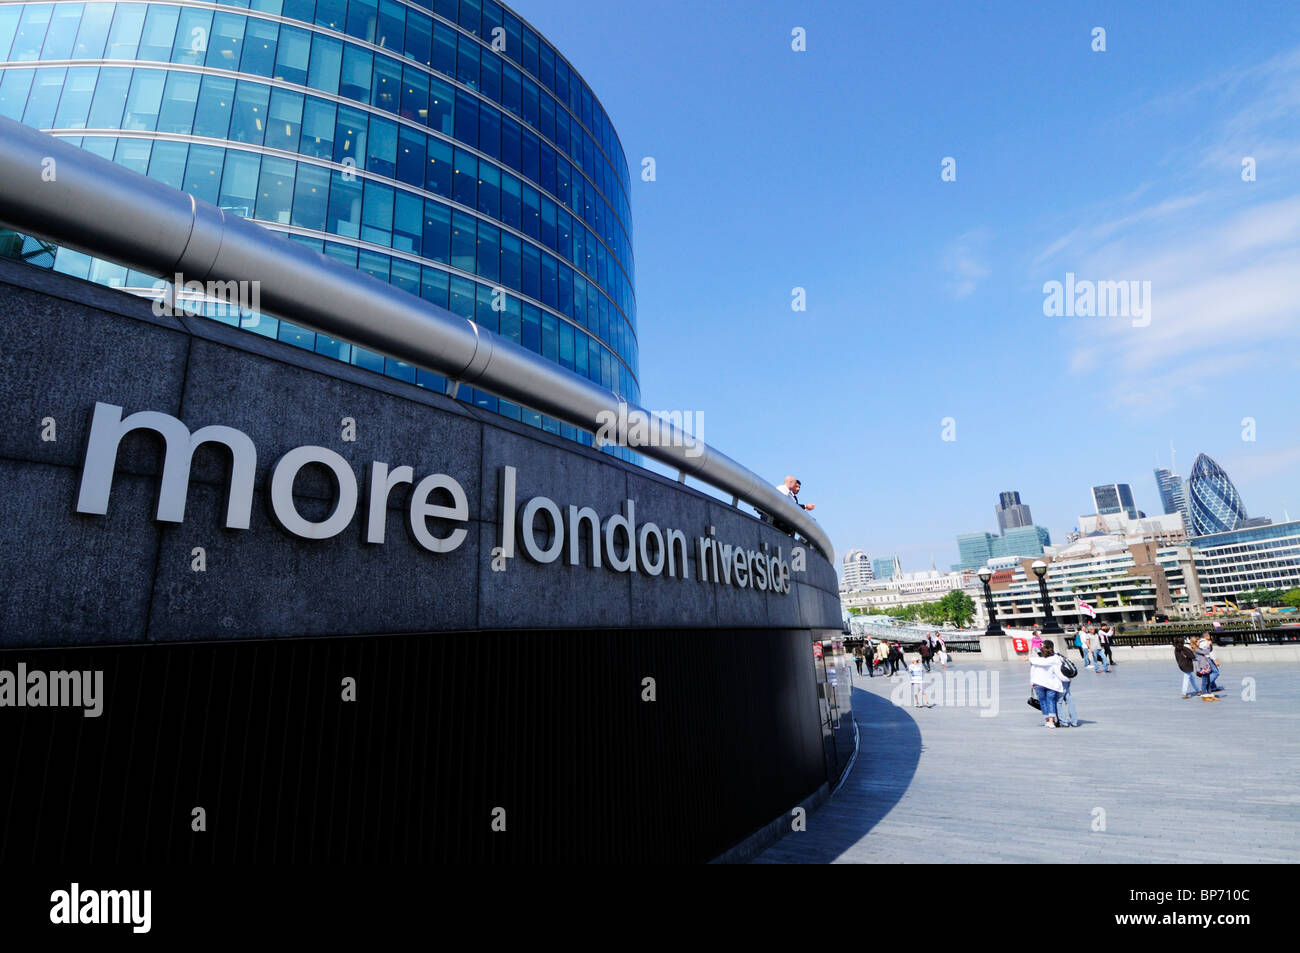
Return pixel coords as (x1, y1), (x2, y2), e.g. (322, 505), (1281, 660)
(1282, 589), (1300, 609)
(938, 590), (975, 627)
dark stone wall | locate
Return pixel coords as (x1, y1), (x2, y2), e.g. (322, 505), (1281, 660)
(0, 257), (841, 647)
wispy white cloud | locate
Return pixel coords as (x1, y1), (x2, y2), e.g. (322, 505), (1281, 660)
(944, 228), (991, 298)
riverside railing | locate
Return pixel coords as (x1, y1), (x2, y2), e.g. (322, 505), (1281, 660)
(0, 117), (832, 562)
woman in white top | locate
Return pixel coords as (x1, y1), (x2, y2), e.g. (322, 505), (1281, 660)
(1028, 639), (1067, 728)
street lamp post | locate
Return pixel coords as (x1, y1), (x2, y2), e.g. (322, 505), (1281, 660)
(1032, 560), (1063, 635)
(977, 566), (1004, 636)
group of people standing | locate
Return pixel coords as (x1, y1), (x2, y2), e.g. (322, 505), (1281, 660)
(1072, 623), (1115, 673)
(851, 633), (949, 677)
(1173, 633), (1226, 701)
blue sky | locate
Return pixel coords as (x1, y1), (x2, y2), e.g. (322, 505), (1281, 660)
(511, 0), (1300, 572)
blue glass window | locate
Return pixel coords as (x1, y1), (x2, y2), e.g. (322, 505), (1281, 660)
(360, 179), (393, 244)
(229, 80), (269, 144)
(51, 66), (95, 128)
(114, 136), (152, 175)
(431, 22), (456, 78)
(476, 222), (499, 283)
(428, 76), (453, 134)
(291, 162), (330, 230)
(540, 310), (557, 362)
(339, 44), (372, 102)
(148, 138), (189, 190)
(266, 87), (304, 152)
(450, 210), (475, 271)
(366, 114), (397, 176)
(282, 0), (316, 23)
(393, 190), (422, 253)
(274, 26), (311, 84)
(12, 4), (53, 62)
(521, 75), (539, 129)
(327, 168), (362, 236)
(422, 200), (450, 263)
(346, 0), (376, 44)
(478, 102), (500, 159)
(405, 10), (431, 67)
(377, 0), (404, 53)
(521, 302), (540, 352)
(183, 143), (225, 204)
(421, 265), (449, 309)
(479, 46), (501, 103)
(458, 0), (480, 36)
(122, 68), (166, 130)
(299, 96), (335, 158)
(307, 33), (342, 91)
(476, 161), (499, 218)
(0, 7), (22, 62)
(456, 34), (479, 89)
(500, 116), (520, 172)
(521, 240), (539, 299)
(371, 52), (400, 112)
(86, 66), (131, 128)
(540, 252), (556, 307)
(500, 172), (521, 230)
(204, 12), (244, 70)
(522, 24), (539, 78)
(400, 65), (426, 122)
(521, 183), (539, 240)
(451, 147), (475, 206)
(314, 0), (345, 32)
(333, 104), (367, 165)
(43, 4), (85, 60)
(256, 155), (296, 223)
(448, 275), (474, 319)
(241, 17), (279, 77)
(169, 7), (212, 65)
(396, 124), (424, 186)
(499, 231), (520, 291)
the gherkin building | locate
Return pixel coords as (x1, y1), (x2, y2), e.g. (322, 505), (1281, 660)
(1187, 453), (1248, 537)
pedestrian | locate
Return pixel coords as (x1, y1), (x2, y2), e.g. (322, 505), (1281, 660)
(1079, 626), (1094, 670)
(853, 647), (864, 675)
(1173, 637), (1200, 698)
(1030, 627), (1043, 655)
(1054, 644), (1080, 727)
(1093, 623), (1112, 673)
(908, 655), (933, 708)
(1098, 621), (1116, 669)
(874, 638), (890, 677)
(937, 646), (951, 669)
(1029, 639), (1067, 728)
(1074, 627), (1087, 663)
(776, 475), (815, 512)
(1195, 633), (1224, 697)
(919, 638), (932, 672)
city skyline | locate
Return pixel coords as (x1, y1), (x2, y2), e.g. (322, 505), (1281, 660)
(510, 0), (1300, 573)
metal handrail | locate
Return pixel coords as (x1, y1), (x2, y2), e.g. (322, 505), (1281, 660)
(0, 117), (833, 561)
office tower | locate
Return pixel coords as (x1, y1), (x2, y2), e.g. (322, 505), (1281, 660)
(1187, 453), (1249, 536)
(995, 490), (1033, 534)
(1092, 483), (1139, 520)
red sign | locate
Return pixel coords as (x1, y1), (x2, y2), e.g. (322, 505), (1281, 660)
(812, 643), (823, 659)
(1011, 637), (1029, 653)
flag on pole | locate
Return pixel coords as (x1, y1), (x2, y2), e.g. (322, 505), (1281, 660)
(1077, 600), (1096, 619)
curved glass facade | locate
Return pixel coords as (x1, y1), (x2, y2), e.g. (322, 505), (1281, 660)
(0, 0), (636, 449)
(1187, 453), (1248, 537)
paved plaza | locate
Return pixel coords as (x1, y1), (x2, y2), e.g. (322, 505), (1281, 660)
(756, 656), (1300, 863)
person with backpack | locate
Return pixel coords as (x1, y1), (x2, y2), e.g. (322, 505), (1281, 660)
(1195, 633), (1224, 696)
(1056, 646), (1081, 726)
(1028, 639), (1067, 728)
(874, 638), (890, 677)
(1173, 637), (1200, 698)
(918, 638), (933, 672)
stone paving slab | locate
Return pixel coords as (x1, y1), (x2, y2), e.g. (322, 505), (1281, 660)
(755, 658), (1300, 863)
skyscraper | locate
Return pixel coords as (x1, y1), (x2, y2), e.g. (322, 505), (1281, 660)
(841, 549), (875, 591)
(1187, 453), (1249, 537)
(995, 490), (1033, 534)
(1154, 466), (1192, 531)
(873, 555), (902, 581)
(1092, 483), (1140, 520)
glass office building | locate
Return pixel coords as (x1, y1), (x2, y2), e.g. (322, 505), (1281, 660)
(1186, 453), (1248, 537)
(0, 0), (637, 451)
